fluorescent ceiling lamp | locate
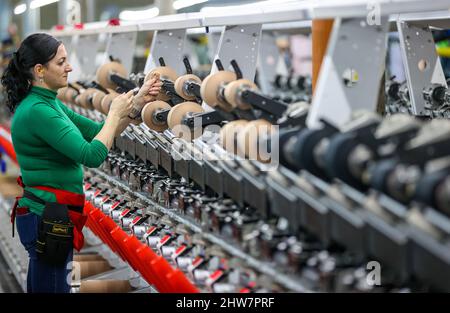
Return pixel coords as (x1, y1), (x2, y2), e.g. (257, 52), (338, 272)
(200, 0), (298, 13)
(30, 0), (59, 9)
(173, 0), (208, 10)
(14, 0), (59, 15)
(13, 4), (27, 15)
(119, 7), (160, 21)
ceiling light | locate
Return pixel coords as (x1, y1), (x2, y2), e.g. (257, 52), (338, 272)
(173, 0), (208, 10)
(14, 3), (27, 15)
(200, 0), (298, 13)
(30, 0), (59, 10)
(14, 0), (60, 15)
(119, 7), (160, 21)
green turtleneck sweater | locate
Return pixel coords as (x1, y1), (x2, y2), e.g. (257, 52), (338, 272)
(11, 86), (108, 216)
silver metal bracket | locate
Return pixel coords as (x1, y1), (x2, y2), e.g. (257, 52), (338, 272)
(59, 35), (74, 60)
(69, 34), (101, 82)
(211, 24), (262, 80)
(207, 28), (223, 62)
(307, 17), (389, 129)
(201, 24), (262, 111)
(104, 31), (137, 74)
(144, 28), (187, 75)
(257, 31), (284, 94)
(397, 19), (447, 115)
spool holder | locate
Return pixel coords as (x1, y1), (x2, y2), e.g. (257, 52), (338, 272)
(179, 57), (202, 102)
(161, 79), (186, 105)
(239, 89), (288, 123)
(183, 57), (193, 75)
(183, 110), (225, 128)
(278, 112), (308, 128)
(154, 108), (170, 123)
(228, 59), (284, 122)
(110, 74), (137, 92)
(92, 82), (110, 94)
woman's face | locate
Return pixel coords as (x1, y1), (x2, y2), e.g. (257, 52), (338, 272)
(42, 44), (72, 90)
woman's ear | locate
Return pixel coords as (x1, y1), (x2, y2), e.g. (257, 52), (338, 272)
(33, 64), (45, 78)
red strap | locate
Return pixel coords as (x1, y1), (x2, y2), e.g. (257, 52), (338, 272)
(33, 185), (85, 206)
(16, 176), (24, 188)
(69, 210), (87, 251)
(16, 176), (85, 206)
(16, 207), (29, 215)
(10, 196), (20, 237)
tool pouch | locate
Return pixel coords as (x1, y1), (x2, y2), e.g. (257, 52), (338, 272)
(36, 201), (74, 266)
(23, 191), (74, 266)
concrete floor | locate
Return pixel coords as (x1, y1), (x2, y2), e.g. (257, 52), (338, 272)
(0, 249), (22, 293)
(0, 156), (24, 293)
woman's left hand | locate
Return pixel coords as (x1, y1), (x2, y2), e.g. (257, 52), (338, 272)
(133, 73), (163, 108)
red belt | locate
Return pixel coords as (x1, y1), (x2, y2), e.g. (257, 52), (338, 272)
(16, 207), (29, 215)
(11, 176), (87, 251)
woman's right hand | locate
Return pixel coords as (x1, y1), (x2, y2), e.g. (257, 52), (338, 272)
(108, 90), (134, 119)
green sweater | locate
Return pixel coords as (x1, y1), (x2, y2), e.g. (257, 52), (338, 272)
(11, 86), (108, 216)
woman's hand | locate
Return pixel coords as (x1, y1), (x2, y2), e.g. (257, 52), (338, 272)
(108, 90), (134, 119)
(133, 73), (163, 108)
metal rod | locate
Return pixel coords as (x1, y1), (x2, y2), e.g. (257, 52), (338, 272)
(183, 57), (193, 74)
(215, 59), (225, 71)
(230, 59), (243, 79)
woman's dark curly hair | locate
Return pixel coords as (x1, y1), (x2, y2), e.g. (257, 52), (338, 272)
(1, 33), (61, 112)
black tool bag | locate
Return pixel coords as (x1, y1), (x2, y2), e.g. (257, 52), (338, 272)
(23, 190), (74, 266)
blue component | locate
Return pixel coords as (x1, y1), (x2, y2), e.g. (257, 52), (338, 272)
(0, 159), (6, 174)
(0, 146), (6, 173)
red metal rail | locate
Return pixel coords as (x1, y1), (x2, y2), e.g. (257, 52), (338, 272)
(84, 201), (199, 293)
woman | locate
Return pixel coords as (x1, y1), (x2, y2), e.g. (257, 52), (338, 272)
(1, 33), (161, 293)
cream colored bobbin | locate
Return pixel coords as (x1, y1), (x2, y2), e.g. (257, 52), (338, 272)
(72, 260), (111, 279)
(200, 71), (236, 112)
(100, 89), (119, 114)
(67, 82), (83, 104)
(78, 88), (97, 110)
(74, 94), (83, 107)
(141, 100), (171, 132)
(174, 74), (202, 100)
(73, 254), (105, 262)
(78, 280), (132, 293)
(145, 66), (178, 101)
(236, 119), (274, 163)
(146, 66), (178, 82)
(224, 79), (258, 110)
(220, 120), (249, 154)
(57, 87), (67, 101)
(167, 101), (204, 141)
(96, 61), (128, 90)
(92, 90), (106, 112)
(65, 87), (79, 105)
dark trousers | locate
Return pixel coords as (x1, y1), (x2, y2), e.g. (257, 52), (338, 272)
(15, 211), (73, 293)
